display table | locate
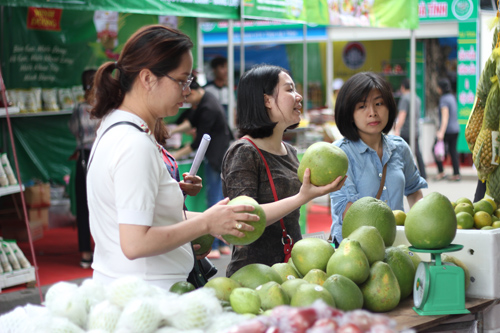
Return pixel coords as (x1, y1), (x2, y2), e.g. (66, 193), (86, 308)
(389, 297), (496, 332)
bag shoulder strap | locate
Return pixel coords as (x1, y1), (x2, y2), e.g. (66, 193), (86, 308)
(242, 137), (293, 262)
(87, 121), (144, 171)
(376, 163), (388, 200)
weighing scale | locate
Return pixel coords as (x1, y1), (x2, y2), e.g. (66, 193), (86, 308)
(409, 244), (470, 316)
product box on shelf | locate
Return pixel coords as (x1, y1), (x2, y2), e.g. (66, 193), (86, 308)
(24, 183), (51, 208)
(0, 266), (36, 291)
(394, 226), (500, 299)
(28, 207), (49, 229)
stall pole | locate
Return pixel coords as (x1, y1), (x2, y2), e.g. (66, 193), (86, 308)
(326, 26), (334, 111)
(240, 4), (245, 78)
(303, 24), (308, 114)
(228, 20), (236, 130)
(196, 18), (204, 73)
(409, 29), (417, 158)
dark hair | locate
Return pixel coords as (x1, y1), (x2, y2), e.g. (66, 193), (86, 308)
(437, 77), (452, 94)
(334, 72), (397, 141)
(82, 69), (97, 92)
(237, 64), (294, 138)
(401, 78), (410, 90)
(210, 56), (227, 70)
(91, 25), (193, 120)
(189, 74), (201, 90)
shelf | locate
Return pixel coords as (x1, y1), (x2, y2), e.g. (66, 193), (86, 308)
(0, 185), (24, 197)
(0, 109), (72, 118)
(0, 267), (36, 292)
(0, 107), (20, 117)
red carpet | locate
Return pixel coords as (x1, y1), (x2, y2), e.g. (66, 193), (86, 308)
(306, 204), (332, 234)
(2, 226), (93, 293)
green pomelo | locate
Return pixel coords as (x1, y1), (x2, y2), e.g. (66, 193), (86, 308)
(169, 281), (195, 294)
(297, 142), (348, 186)
(396, 244), (422, 270)
(405, 192), (457, 249)
(290, 283), (335, 308)
(291, 238), (335, 276)
(191, 234), (215, 255)
(255, 281), (290, 310)
(281, 279), (309, 299)
(204, 277), (241, 302)
(302, 268), (327, 286)
(383, 247), (416, 300)
(230, 263), (283, 289)
(229, 287), (261, 315)
(342, 197), (396, 246)
(345, 226), (385, 265)
(326, 239), (370, 285)
(442, 254), (471, 291)
(287, 258), (303, 278)
(322, 274), (364, 311)
(360, 261), (401, 312)
(222, 196), (267, 246)
(271, 263), (300, 282)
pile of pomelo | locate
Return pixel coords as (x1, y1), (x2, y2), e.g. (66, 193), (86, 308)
(452, 196), (500, 230)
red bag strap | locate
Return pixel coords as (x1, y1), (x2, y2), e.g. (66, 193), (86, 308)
(242, 137), (292, 262)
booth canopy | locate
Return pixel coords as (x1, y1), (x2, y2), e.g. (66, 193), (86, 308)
(0, 0), (240, 19)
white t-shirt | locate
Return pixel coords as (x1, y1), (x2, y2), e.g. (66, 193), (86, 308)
(87, 110), (192, 290)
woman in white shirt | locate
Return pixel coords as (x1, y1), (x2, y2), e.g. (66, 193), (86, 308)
(86, 25), (259, 290)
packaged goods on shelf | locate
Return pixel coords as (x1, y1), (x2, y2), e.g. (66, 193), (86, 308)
(72, 85), (85, 104)
(1, 153), (17, 185)
(41, 88), (59, 111)
(0, 245), (13, 273)
(3, 239), (30, 269)
(1, 241), (21, 270)
(0, 163), (9, 187)
(58, 88), (75, 109)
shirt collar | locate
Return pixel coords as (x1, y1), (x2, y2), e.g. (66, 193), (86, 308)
(352, 134), (397, 157)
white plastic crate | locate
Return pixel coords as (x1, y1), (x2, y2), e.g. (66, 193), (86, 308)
(394, 226), (500, 299)
(0, 266), (35, 291)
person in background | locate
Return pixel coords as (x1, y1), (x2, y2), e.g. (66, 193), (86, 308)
(393, 78), (427, 180)
(171, 76), (234, 259)
(68, 69), (100, 268)
(221, 64), (346, 276)
(330, 72), (427, 246)
(433, 77), (461, 182)
(86, 25), (259, 290)
(204, 56), (229, 119)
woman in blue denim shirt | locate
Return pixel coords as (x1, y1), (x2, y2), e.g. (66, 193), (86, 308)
(330, 72), (428, 245)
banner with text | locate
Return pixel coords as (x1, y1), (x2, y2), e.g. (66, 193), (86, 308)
(2, 7), (196, 91)
(457, 21), (477, 153)
(419, 0), (477, 22)
(242, 0), (418, 29)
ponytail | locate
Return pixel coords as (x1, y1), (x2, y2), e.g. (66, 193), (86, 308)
(90, 61), (123, 119)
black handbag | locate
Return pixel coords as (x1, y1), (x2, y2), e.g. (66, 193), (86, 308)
(187, 244), (218, 288)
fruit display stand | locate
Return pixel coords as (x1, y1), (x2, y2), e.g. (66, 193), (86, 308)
(393, 226), (500, 332)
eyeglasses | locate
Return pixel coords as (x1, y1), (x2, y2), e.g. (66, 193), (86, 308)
(165, 73), (193, 91)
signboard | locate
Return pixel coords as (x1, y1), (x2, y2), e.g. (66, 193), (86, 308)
(457, 21), (477, 153)
(419, 0), (477, 22)
(0, 0), (239, 19)
(242, 0), (419, 29)
(2, 7), (196, 90)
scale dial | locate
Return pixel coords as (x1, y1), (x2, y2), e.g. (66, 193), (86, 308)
(413, 262), (430, 308)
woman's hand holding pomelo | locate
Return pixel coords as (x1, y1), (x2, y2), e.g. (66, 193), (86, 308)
(298, 168), (346, 202)
(204, 197), (258, 238)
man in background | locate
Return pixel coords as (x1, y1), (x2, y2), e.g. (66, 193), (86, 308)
(394, 78), (427, 180)
(204, 56), (229, 120)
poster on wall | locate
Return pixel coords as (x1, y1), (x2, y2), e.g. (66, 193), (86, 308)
(1, 7), (195, 113)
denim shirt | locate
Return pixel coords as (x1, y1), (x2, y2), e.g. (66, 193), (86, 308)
(330, 134), (427, 243)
